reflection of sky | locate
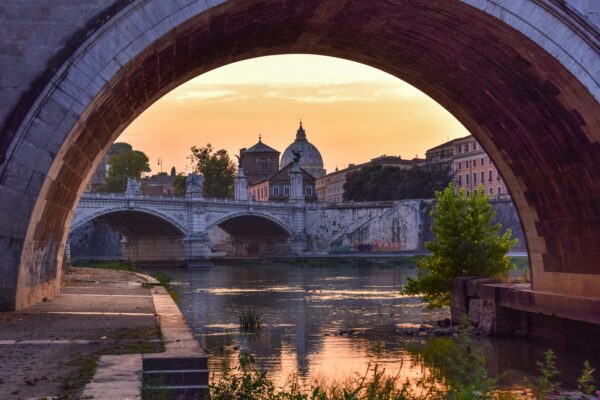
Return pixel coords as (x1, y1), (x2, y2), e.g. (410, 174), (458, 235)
(162, 263), (600, 391)
(169, 263), (447, 387)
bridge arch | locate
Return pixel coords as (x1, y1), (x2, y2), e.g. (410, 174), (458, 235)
(207, 211), (293, 238)
(70, 207), (187, 237)
(0, 0), (599, 309)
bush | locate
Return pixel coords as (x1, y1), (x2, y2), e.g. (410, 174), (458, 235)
(403, 183), (517, 307)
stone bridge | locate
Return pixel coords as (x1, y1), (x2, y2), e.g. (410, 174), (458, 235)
(0, 0), (599, 312)
(70, 193), (441, 263)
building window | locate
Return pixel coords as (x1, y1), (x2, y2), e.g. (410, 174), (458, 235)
(497, 187), (502, 195)
(272, 186), (279, 196)
(473, 172), (477, 185)
(497, 171), (501, 181)
(466, 160), (470, 168)
(457, 174), (462, 185)
(305, 186), (313, 196)
(489, 157), (492, 165)
(464, 144), (469, 152)
(481, 171), (485, 183)
(481, 157), (484, 166)
(458, 162), (462, 170)
(488, 170), (493, 182)
(284, 185), (290, 196)
(489, 188), (493, 195)
(472, 143), (477, 150)
(466, 174), (470, 185)
(457, 146), (462, 154)
(466, 190), (470, 197)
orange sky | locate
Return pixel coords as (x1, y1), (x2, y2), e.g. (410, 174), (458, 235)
(119, 55), (470, 175)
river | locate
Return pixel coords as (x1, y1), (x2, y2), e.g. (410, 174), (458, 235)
(152, 259), (600, 390)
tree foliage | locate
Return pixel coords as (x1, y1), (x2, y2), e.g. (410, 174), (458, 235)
(403, 183), (517, 307)
(173, 173), (187, 196)
(343, 164), (452, 201)
(189, 143), (236, 198)
(101, 148), (150, 193)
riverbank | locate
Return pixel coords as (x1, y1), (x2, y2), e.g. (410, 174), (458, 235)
(0, 267), (165, 399)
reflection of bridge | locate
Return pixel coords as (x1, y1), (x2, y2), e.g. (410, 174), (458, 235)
(70, 193), (446, 264)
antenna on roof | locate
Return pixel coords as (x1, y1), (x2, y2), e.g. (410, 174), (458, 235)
(259, 134), (262, 142)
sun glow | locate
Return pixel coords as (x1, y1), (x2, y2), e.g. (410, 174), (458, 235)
(118, 54), (469, 174)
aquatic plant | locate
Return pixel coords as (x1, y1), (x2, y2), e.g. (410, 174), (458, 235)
(239, 309), (262, 332)
(577, 360), (596, 396)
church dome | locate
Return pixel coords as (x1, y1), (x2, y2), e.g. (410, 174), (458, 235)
(280, 122), (326, 178)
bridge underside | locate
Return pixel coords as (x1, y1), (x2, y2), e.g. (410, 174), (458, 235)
(71, 211), (187, 265)
(213, 216), (292, 257)
(0, 0), (599, 309)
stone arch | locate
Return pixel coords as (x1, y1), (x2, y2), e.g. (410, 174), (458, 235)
(70, 207), (187, 237)
(206, 211), (293, 238)
(0, 0), (599, 309)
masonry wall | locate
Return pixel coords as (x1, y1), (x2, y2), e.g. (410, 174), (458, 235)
(0, 1), (128, 159)
(69, 220), (122, 261)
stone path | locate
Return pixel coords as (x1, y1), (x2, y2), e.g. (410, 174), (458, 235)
(0, 267), (161, 399)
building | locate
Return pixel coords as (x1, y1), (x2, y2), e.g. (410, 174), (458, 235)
(239, 136), (280, 185)
(249, 162), (317, 201)
(424, 138), (460, 167)
(315, 155), (420, 203)
(243, 122), (324, 202)
(142, 169), (177, 195)
(280, 121), (326, 179)
(452, 136), (509, 198)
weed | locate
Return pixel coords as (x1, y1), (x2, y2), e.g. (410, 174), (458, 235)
(60, 353), (99, 397)
(239, 309), (262, 332)
(533, 349), (560, 400)
(577, 360), (596, 396)
(152, 272), (180, 301)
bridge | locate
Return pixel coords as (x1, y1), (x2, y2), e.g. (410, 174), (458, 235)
(0, 0), (598, 322)
(69, 190), (438, 264)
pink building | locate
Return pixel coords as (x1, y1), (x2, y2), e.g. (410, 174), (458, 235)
(452, 136), (508, 198)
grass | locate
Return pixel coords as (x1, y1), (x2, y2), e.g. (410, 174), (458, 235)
(58, 326), (163, 398)
(239, 309), (262, 332)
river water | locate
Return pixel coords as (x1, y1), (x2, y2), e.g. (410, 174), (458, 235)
(154, 260), (599, 390)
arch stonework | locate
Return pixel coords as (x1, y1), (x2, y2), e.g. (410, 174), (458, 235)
(205, 211), (294, 237)
(0, 0), (599, 309)
(70, 206), (188, 236)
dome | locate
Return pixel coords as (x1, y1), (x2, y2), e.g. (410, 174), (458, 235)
(280, 122), (326, 178)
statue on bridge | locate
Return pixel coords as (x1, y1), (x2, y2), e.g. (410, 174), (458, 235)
(186, 173), (204, 198)
(125, 178), (142, 196)
(292, 149), (302, 164)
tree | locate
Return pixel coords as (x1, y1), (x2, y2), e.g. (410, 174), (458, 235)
(403, 183), (517, 307)
(101, 148), (151, 192)
(343, 164), (452, 201)
(189, 143), (236, 198)
(174, 173), (187, 196)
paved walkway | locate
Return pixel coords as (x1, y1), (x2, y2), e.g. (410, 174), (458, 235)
(0, 267), (161, 399)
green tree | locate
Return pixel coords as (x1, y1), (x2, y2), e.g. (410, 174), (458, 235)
(174, 173), (187, 196)
(189, 144), (236, 198)
(101, 148), (151, 193)
(403, 183), (517, 307)
(343, 164), (451, 201)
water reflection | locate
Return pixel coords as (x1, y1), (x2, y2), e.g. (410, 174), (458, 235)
(154, 262), (600, 389)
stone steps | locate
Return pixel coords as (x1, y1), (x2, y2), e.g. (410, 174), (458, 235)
(143, 354), (209, 399)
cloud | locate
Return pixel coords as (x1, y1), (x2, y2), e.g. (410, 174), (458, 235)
(163, 82), (427, 104)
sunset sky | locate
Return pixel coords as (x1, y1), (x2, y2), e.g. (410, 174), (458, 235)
(119, 55), (470, 175)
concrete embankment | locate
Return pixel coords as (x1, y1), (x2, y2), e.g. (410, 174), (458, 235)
(0, 267), (207, 399)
